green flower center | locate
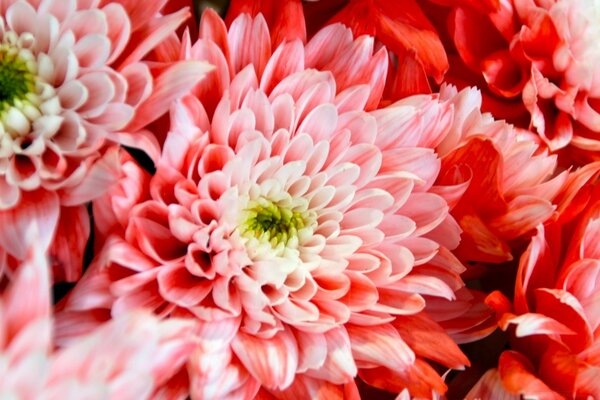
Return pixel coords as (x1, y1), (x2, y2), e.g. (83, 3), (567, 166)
(0, 47), (36, 109)
(240, 198), (309, 248)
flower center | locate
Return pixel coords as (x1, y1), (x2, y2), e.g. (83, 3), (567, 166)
(0, 30), (59, 140)
(0, 46), (36, 107)
(239, 197), (310, 248)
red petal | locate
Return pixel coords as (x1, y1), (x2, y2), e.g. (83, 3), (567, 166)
(481, 50), (527, 98)
(449, 7), (507, 72)
(329, 0), (448, 81)
(383, 49), (431, 103)
(498, 351), (560, 397)
(225, 0), (306, 48)
(393, 312), (470, 369)
(489, 196), (555, 240)
(49, 205), (90, 282)
(519, 12), (561, 61)
(534, 288), (593, 352)
(441, 138), (513, 263)
(359, 359), (447, 397)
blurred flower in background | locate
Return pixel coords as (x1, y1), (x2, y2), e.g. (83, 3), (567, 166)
(0, 0), (211, 282)
(0, 226), (196, 400)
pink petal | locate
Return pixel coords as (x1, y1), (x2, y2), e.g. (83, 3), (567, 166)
(227, 13), (271, 77)
(231, 327), (299, 390)
(4, 235), (51, 345)
(103, 3), (132, 64)
(339, 271), (378, 311)
(490, 196), (555, 240)
(120, 62), (153, 108)
(305, 327), (357, 384)
(260, 39), (304, 94)
(73, 34), (111, 68)
(157, 265), (213, 308)
(346, 323), (415, 370)
(126, 61), (214, 132)
(78, 71), (116, 116)
(500, 312), (575, 337)
(107, 129), (161, 166)
(60, 146), (122, 206)
(189, 346), (261, 400)
(294, 330), (327, 373)
(0, 190), (59, 259)
(118, 7), (188, 67)
(126, 202), (187, 264)
(305, 24), (353, 69)
(271, 375), (353, 400)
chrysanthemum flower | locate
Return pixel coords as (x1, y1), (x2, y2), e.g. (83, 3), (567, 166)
(0, 227), (197, 399)
(399, 85), (567, 264)
(60, 10), (472, 399)
(0, 0), (211, 281)
(444, 0), (600, 158)
(467, 164), (600, 399)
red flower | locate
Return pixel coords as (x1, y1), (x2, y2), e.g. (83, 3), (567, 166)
(441, 0), (600, 162)
(469, 163), (600, 398)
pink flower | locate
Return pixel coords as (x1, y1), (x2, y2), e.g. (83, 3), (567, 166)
(444, 0), (600, 159)
(0, 226), (196, 399)
(467, 164), (600, 399)
(0, 0), (211, 281)
(61, 10), (471, 399)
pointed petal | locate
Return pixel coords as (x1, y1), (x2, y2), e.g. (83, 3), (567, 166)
(0, 189), (59, 259)
(126, 61), (214, 132)
(346, 323), (415, 370)
(48, 205), (90, 282)
(231, 328), (299, 390)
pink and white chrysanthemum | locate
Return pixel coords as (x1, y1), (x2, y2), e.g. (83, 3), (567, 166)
(60, 10), (471, 399)
(0, 228), (197, 399)
(0, 0), (211, 281)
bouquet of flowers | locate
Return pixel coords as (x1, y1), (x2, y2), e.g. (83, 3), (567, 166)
(1, 0), (598, 398)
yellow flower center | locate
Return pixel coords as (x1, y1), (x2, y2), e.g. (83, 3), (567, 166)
(239, 197), (311, 248)
(0, 45), (36, 108)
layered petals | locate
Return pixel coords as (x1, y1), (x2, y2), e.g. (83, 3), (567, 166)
(58, 10), (472, 399)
